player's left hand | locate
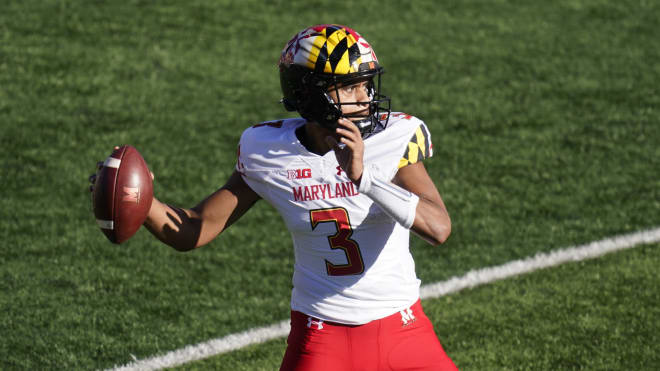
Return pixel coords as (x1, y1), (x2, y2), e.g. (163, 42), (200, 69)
(325, 118), (364, 185)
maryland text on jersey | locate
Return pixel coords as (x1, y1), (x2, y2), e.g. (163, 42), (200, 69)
(292, 181), (358, 202)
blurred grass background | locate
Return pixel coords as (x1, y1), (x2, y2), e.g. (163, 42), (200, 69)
(1, 0), (658, 369)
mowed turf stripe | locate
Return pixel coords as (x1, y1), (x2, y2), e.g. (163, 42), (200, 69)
(107, 227), (660, 371)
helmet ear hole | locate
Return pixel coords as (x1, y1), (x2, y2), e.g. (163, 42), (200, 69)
(297, 89), (342, 130)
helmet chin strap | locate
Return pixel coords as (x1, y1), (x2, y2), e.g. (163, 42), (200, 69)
(354, 118), (372, 131)
(341, 114), (376, 137)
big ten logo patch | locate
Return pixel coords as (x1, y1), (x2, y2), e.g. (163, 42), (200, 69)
(288, 168), (312, 180)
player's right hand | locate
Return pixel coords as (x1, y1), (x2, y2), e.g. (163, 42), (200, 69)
(326, 118), (365, 185)
(88, 161), (103, 194)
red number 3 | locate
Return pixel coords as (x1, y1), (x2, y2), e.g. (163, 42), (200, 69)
(310, 208), (364, 276)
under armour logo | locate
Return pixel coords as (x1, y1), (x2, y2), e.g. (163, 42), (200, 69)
(336, 166), (343, 176)
(307, 317), (324, 330)
(400, 308), (416, 326)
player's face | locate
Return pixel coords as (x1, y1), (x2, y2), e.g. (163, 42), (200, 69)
(327, 80), (371, 121)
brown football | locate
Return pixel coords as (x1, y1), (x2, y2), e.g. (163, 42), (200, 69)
(93, 145), (153, 244)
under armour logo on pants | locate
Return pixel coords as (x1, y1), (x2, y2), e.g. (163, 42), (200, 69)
(307, 317), (324, 330)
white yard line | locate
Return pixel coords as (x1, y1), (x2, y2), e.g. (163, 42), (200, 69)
(108, 227), (660, 371)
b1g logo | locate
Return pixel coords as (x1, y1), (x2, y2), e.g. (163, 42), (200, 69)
(287, 168), (312, 180)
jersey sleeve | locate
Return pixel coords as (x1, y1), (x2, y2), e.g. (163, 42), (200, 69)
(397, 122), (433, 169)
(234, 119), (303, 198)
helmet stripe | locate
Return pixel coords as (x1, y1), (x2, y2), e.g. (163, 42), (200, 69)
(323, 26), (345, 73)
(327, 37), (349, 74)
(314, 42), (329, 73)
(305, 33), (325, 69)
(324, 25), (342, 42)
(347, 43), (361, 71)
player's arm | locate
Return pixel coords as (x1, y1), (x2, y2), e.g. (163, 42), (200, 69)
(331, 118), (450, 246)
(144, 170), (260, 251)
(392, 162), (451, 246)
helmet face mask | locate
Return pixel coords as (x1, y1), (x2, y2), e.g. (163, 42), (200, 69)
(279, 25), (391, 137)
(322, 72), (390, 135)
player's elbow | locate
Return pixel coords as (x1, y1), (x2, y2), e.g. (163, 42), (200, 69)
(412, 199), (452, 246)
(424, 214), (451, 246)
(430, 222), (451, 246)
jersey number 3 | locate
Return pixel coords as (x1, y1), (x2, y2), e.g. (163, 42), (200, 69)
(310, 208), (365, 276)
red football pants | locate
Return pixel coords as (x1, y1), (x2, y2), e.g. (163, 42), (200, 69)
(280, 299), (458, 371)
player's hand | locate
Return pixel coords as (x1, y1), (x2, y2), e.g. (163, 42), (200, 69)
(325, 118), (365, 185)
(89, 146), (119, 193)
(88, 161), (104, 193)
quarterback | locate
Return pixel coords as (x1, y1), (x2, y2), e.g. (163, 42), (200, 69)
(142, 24), (457, 370)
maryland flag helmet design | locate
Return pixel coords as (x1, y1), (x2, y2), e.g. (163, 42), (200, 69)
(279, 24), (391, 136)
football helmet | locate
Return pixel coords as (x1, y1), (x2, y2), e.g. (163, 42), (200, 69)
(279, 24), (391, 136)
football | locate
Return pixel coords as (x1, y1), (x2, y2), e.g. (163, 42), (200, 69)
(92, 145), (153, 244)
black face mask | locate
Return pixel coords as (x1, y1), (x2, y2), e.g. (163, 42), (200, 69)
(314, 73), (391, 137)
(280, 64), (391, 137)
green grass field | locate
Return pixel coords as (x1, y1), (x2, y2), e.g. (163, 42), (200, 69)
(1, 0), (659, 370)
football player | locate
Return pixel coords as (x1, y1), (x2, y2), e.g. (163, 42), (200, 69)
(113, 24), (456, 370)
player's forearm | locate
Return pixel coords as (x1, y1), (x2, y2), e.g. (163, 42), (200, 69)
(410, 197), (451, 246)
(143, 198), (202, 251)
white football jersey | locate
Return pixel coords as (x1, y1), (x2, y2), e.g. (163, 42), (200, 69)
(236, 113), (433, 325)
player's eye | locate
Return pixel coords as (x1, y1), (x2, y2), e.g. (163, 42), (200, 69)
(341, 85), (356, 93)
